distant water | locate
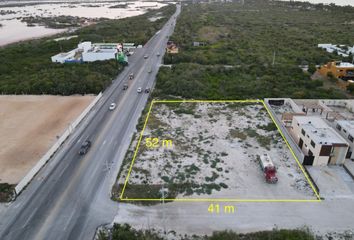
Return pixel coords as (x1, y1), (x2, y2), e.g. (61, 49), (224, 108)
(0, 1), (167, 46)
(287, 0), (354, 6)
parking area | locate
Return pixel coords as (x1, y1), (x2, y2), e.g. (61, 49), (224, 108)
(307, 165), (354, 199)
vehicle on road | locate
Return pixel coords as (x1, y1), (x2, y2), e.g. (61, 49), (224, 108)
(259, 154), (278, 183)
(148, 68), (152, 73)
(145, 88), (150, 93)
(144, 55), (149, 59)
(79, 140), (91, 155)
(156, 52), (160, 56)
(109, 103), (116, 111)
(137, 87), (142, 93)
(129, 73), (134, 80)
(123, 84), (128, 90)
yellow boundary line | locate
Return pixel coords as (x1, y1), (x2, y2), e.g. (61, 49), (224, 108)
(120, 100), (156, 199)
(261, 100), (321, 201)
(120, 99), (321, 202)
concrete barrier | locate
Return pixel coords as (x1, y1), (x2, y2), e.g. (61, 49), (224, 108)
(15, 93), (103, 195)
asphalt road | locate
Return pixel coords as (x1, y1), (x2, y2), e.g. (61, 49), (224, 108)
(0, 4), (180, 240)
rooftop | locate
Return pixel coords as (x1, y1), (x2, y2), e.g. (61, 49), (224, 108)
(294, 116), (348, 145)
(336, 62), (354, 68)
(337, 120), (354, 137)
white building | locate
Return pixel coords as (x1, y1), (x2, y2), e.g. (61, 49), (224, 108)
(51, 41), (125, 63)
(291, 116), (348, 166)
(51, 49), (77, 63)
(335, 120), (354, 160)
(318, 44), (354, 58)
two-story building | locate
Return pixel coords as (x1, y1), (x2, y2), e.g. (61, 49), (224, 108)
(291, 116), (348, 166)
(335, 120), (354, 160)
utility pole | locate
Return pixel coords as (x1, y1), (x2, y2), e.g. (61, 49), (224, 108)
(272, 51), (276, 66)
(160, 185), (166, 236)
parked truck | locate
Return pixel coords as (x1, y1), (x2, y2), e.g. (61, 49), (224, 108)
(259, 154), (278, 183)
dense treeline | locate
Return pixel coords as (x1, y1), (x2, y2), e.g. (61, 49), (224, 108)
(156, 0), (354, 99)
(155, 63), (346, 99)
(0, 4), (176, 95)
(98, 224), (315, 240)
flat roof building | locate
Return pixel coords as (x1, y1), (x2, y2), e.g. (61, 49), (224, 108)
(51, 41), (134, 64)
(291, 116), (348, 166)
(318, 61), (354, 80)
(335, 120), (354, 160)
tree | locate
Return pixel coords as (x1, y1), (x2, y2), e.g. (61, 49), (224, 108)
(308, 63), (317, 74)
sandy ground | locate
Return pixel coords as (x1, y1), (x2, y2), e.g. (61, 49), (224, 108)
(114, 199), (354, 240)
(118, 102), (315, 200)
(0, 95), (95, 184)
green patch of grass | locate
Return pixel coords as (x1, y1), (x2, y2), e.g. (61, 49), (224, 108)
(0, 183), (15, 202)
(258, 122), (277, 132)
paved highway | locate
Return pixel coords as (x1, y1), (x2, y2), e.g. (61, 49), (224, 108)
(0, 4), (180, 240)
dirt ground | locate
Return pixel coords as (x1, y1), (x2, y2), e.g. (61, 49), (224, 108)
(0, 95), (95, 184)
(118, 102), (316, 200)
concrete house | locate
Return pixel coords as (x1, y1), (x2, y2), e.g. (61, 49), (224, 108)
(318, 61), (354, 80)
(335, 120), (354, 160)
(291, 116), (348, 166)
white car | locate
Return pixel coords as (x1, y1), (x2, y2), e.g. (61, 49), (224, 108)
(137, 87), (142, 93)
(144, 55), (149, 59)
(109, 103), (116, 111)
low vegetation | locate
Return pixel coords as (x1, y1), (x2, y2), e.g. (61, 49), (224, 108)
(97, 224), (315, 240)
(0, 5), (175, 95)
(155, 0), (354, 99)
(0, 183), (15, 202)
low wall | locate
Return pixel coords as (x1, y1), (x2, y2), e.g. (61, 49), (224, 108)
(15, 93), (103, 195)
(264, 99), (305, 163)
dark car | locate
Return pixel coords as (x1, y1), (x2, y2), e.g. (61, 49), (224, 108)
(79, 140), (91, 155)
(144, 88), (150, 93)
(123, 84), (128, 90)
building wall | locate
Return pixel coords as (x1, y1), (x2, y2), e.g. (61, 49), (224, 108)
(51, 50), (76, 63)
(335, 122), (354, 160)
(291, 118), (326, 165)
(330, 145), (348, 165)
(318, 61), (354, 79)
(82, 51), (116, 62)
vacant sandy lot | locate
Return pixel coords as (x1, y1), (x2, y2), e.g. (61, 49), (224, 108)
(118, 102), (316, 200)
(0, 95), (95, 184)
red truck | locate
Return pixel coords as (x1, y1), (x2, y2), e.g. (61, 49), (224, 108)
(259, 154), (278, 183)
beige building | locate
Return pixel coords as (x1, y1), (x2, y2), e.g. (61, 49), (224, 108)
(291, 116), (348, 166)
(335, 120), (354, 160)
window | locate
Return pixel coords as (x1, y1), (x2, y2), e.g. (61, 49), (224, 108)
(301, 129), (306, 136)
(349, 135), (354, 142)
(320, 145), (332, 156)
(308, 149), (314, 156)
(336, 124), (342, 131)
(310, 140), (316, 148)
